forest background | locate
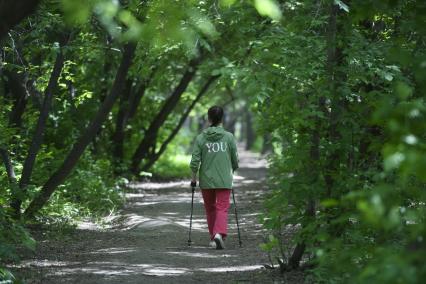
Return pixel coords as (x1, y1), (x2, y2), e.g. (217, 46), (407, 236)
(1, 0), (425, 283)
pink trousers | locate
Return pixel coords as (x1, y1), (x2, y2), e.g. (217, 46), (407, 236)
(201, 189), (231, 240)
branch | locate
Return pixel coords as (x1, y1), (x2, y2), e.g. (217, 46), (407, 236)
(24, 43), (137, 218)
(10, 36), (70, 215)
(142, 74), (220, 171)
(0, 147), (17, 184)
(19, 37), (68, 189)
(127, 65), (157, 121)
(0, 0), (41, 41)
(131, 55), (203, 174)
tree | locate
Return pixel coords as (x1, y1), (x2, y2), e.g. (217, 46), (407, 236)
(24, 43), (136, 218)
(0, 0), (41, 41)
(130, 55), (203, 175)
(11, 33), (70, 216)
(141, 74), (220, 171)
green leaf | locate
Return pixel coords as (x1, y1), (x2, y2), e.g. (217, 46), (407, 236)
(61, 0), (92, 25)
(254, 0), (282, 21)
(384, 152), (405, 171)
(394, 82), (412, 99)
(220, 0), (237, 7)
(321, 198), (339, 207)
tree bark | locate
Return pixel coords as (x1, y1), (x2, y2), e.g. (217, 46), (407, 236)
(323, 2), (341, 197)
(112, 67), (156, 170)
(0, 147), (18, 213)
(224, 112), (237, 134)
(245, 108), (255, 150)
(0, 0), (41, 41)
(4, 70), (28, 128)
(141, 74), (220, 171)
(261, 133), (273, 154)
(287, 2), (339, 269)
(0, 147), (17, 184)
(130, 56), (202, 175)
(287, 200), (315, 269)
(24, 43), (137, 218)
(127, 67), (157, 120)
(92, 35), (114, 154)
(112, 79), (133, 168)
(9, 38), (68, 215)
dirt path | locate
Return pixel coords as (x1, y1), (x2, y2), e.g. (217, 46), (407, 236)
(13, 151), (302, 283)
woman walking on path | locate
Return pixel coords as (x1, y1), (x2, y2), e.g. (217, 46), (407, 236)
(190, 106), (239, 249)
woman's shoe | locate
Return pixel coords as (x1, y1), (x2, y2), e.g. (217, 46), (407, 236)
(214, 233), (225, 250)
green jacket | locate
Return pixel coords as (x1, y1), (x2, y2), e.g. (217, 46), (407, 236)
(190, 126), (239, 189)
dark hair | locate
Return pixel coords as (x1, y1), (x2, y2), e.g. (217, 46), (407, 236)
(208, 106), (224, 127)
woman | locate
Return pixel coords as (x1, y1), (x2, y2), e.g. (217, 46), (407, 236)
(190, 106), (239, 249)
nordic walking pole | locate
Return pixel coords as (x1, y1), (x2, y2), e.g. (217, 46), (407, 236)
(188, 181), (196, 247)
(231, 188), (242, 247)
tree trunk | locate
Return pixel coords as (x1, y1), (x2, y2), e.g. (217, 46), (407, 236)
(112, 79), (133, 168)
(0, 147), (17, 184)
(245, 108), (255, 150)
(323, 2), (341, 197)
(131, 56), (202, 175)
(0, 147), (18, 213)
(141, 75), (220, 171)
(92, 35), (114, 155)
(4, 70), (28, 128)
(261, 133), (273, 154)
(224, 111), (237, 134)
(198, 115), (207, 132)
(0, 0), (41, 41)
(11, 39), (68, 215)
(100, 35), (113, 103)
(287, 200), (315, 269)
(112, 67), (156, 171)
(24, 43), (137, 219)
(286, 2), (339, 269)
(127, 67), (157, 120)
(224, 104), (241, 135)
